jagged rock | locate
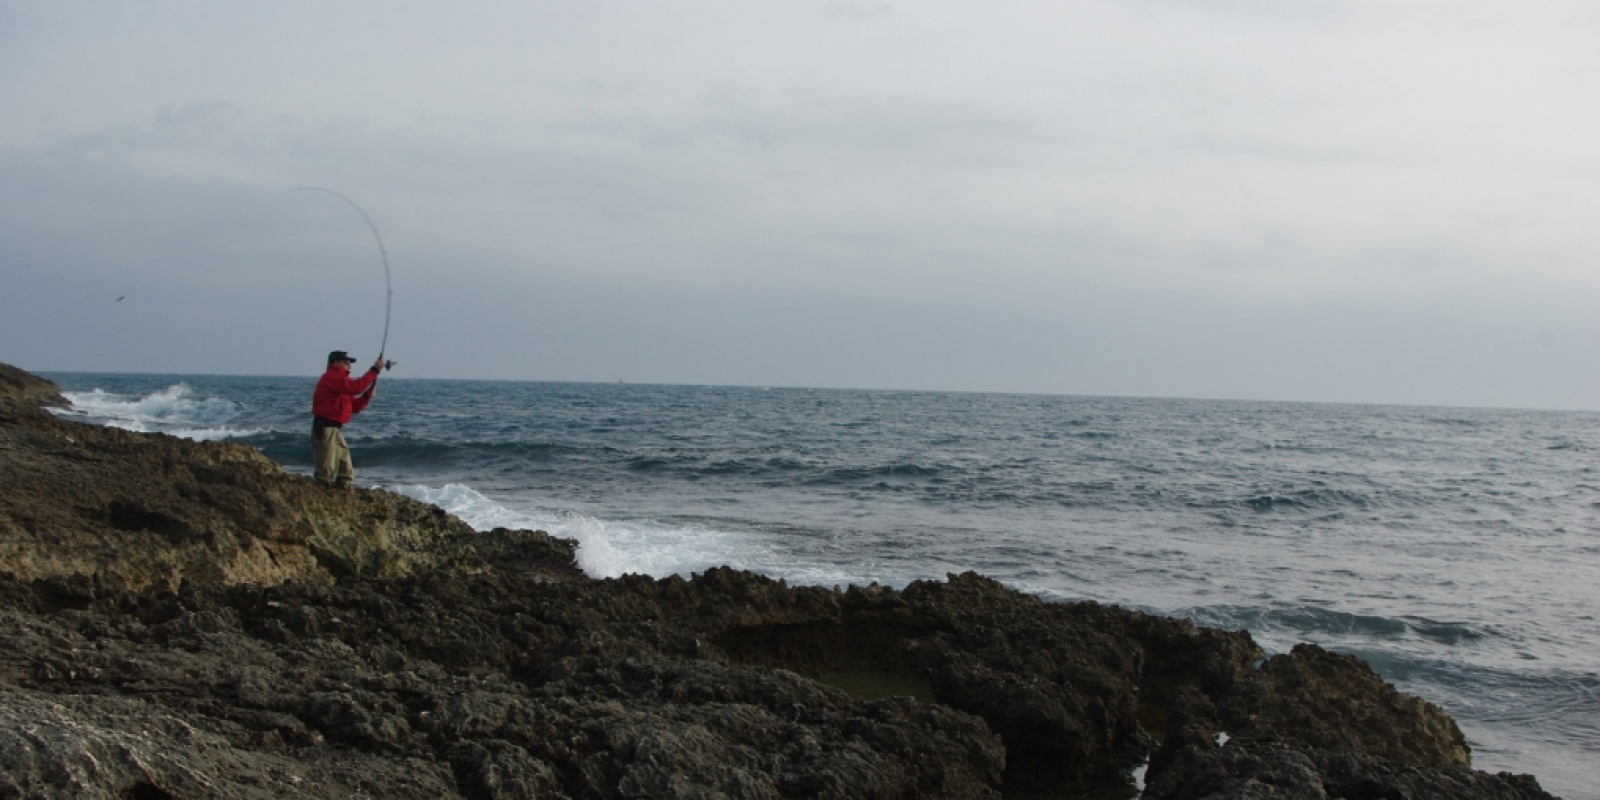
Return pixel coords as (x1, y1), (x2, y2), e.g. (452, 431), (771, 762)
(0, 687), (458, 800)
(0, 363), (66, 415)
(1142, 736), (1557, 800)
(0, 363), (1558, 799)
(1221, 643), (1471, 767)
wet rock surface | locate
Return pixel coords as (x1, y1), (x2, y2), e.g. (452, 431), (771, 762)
(0, 365), (1558, 799)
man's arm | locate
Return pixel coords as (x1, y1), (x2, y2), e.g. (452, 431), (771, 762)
(351, 357), (383, 413)
(335, 366), (381, 395)
(352, 383), (374, 415)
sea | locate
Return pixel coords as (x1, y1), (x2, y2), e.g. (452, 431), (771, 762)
(41, 372), (1600, 799)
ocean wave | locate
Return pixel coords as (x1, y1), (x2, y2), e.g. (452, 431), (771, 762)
(246, 432), (315, 466)
(812, 463), (945, 486)
(1240, 487), (1378, 512)
(346, 438), (579, 473)
(1178, 604), (1492, 648)
(1543, 438), (1586, 451)
(385, 482), (751, 581)
(610, 451), (962, 490)
(627, 455), (684, 472)
(388, 483), (535, 531)
(1428, 417), (1486, 428)
(1066, 430), (1120, 440)
(52, 384), (254, 441)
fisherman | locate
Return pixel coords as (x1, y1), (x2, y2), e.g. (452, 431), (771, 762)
(311, 350), (385, 489)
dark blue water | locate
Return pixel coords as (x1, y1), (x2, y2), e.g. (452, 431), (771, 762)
(44, 373), (1600, 797)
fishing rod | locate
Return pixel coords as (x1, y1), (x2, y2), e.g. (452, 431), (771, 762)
(292, 187), (396, 370)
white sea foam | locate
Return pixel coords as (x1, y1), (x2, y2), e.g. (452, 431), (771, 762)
(560, 515), (749, 580)
(53, 384), (257, 441)
(387, 483), (531, 531)
(386, 482), (746, 580)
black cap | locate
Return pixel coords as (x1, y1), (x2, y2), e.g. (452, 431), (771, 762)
(327, 350), (356, 364)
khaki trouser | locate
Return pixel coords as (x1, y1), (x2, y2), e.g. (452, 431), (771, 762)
(312, 423), (354, 487)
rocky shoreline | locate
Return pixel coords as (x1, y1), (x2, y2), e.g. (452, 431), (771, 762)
(0, 363), (1558, 799)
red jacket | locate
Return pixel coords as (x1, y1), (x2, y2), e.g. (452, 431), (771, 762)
(312, 366), (379, 425)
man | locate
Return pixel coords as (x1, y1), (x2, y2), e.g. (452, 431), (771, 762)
(312, 350), (385, 489)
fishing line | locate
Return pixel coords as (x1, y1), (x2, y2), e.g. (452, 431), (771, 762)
(293, 187), (395, 367)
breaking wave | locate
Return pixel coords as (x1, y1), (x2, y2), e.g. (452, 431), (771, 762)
(53, 384), (260, 441)
(386, 482), (751, 581)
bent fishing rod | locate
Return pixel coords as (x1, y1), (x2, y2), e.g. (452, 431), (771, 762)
(293, 187), (396, 371)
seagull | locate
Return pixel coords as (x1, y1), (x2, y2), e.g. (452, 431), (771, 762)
(115, 295), (125, 302)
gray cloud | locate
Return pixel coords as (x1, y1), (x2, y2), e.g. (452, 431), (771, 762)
(4, 1), (1600, 408)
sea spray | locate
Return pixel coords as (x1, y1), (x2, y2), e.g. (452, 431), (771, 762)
(387, 482), (740, 579)
(53, 384), (260, 440)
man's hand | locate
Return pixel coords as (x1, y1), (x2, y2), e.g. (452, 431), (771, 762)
(372, 356), (386, 373)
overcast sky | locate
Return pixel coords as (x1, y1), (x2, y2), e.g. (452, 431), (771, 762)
(4, 1), (1600, 408)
